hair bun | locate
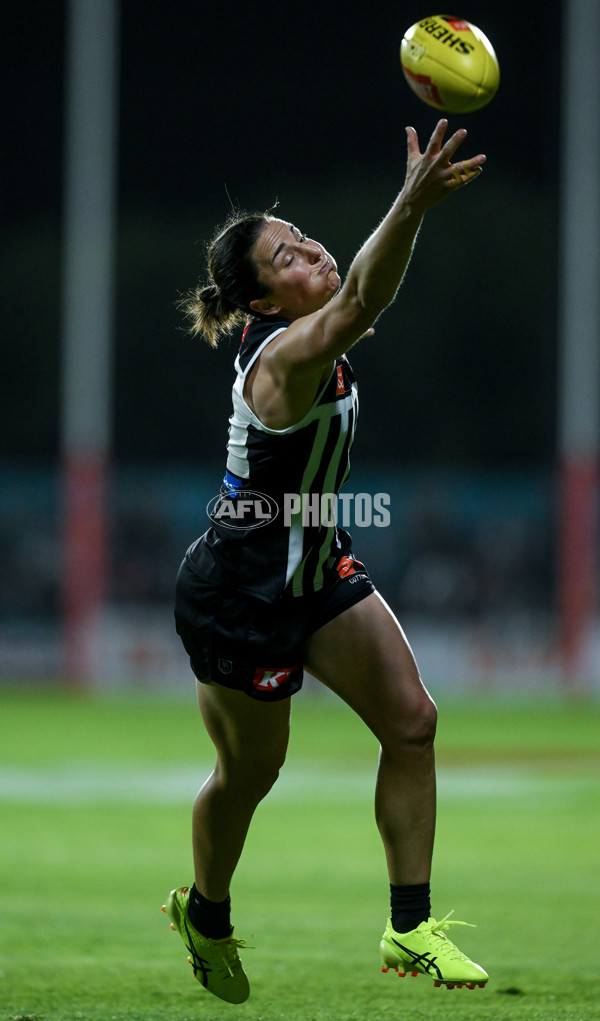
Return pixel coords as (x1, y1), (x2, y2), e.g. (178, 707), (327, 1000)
(181, 212), (269, 346)
(198, 283), (220, 304)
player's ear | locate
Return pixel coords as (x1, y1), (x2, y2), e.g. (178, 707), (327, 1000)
(249, 297), (282, 317)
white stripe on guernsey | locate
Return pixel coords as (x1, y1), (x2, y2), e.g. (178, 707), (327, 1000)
(286, 391), (356, 594)
(285, 519), (305, 590)
(312, 399), (353, 591)
(228, 327), (289, 478)
(286, 412), (334, 591)
(227, 376), (251, 479)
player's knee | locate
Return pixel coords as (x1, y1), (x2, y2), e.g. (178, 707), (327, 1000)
(249, 754), (285, 800)
(382, 692), (437, 752)
(223, 744), (287, 801)
(410, 695), (437, 745)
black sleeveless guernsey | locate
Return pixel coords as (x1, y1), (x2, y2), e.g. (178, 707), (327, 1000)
(207, 316), (359, 601)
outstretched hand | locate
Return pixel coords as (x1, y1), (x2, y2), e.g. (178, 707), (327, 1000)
(404, 119), (486, 211)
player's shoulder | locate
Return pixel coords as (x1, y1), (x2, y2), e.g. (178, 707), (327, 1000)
(237, 316), (291, 372)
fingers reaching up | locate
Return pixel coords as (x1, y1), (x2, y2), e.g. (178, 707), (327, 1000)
(404, 120), (486, 208)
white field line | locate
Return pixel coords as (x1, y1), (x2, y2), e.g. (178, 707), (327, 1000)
(0, 763), (595, 804)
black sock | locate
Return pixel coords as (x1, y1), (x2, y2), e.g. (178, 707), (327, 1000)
(390, 882), (431, 933)
(187, 884), (232, 939)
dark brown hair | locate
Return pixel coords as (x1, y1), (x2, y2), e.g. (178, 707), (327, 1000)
(179, 211), (274, 348)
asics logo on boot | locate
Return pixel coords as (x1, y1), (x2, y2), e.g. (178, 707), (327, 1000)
(391, 937), (443, 980)
(183, 919), (212, 987)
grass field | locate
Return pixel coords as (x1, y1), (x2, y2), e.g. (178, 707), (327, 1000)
(1, 687), (599, 1021)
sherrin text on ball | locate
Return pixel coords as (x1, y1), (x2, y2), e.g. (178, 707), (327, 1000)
(400, 15), (499, 113)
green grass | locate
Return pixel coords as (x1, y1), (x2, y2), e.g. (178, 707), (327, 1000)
(1, 688), (599, 1021)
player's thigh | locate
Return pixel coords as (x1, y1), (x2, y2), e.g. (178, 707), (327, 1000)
(195, 679), (292, 775)
(303, 591), (436, 743)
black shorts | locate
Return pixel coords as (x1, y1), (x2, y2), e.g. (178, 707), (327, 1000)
(174, 532), (375, 702)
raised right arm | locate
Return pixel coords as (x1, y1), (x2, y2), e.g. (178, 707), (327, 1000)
(273, 120), (485, 369)
(251, 120), (486, 428)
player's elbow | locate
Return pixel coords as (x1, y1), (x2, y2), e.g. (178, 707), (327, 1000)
(354, 280), (399, 320)
(334, 287), (380, 336)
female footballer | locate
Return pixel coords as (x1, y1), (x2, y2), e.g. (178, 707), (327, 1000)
(162, 119), (489, 1002)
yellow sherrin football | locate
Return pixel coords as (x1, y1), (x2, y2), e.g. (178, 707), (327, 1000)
(401, 14), (500, 113)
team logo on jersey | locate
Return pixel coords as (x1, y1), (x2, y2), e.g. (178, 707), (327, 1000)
(253, 664), (299, 692)
(207, 490), (279, 530)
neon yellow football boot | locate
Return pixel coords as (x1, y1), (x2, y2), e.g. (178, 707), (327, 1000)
(380, 911), (488, 989)
(162, 886), (250, 1003)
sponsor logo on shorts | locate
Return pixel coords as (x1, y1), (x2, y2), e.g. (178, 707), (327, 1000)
(253, 665), (299, 692)
(336, 555), (357, 578)
(337, 555), (368, 583)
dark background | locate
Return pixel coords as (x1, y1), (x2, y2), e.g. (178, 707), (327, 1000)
(5, 1), (560, 468)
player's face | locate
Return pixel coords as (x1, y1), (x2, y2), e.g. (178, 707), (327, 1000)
(249, 219), (340, 320)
